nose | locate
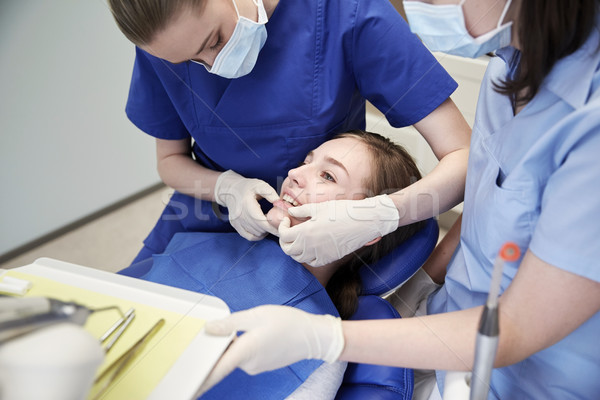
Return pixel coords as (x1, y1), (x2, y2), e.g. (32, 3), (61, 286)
(287, 165), (307, 188)
(203, 53), (217, 68)
(191, 53), (216, 69)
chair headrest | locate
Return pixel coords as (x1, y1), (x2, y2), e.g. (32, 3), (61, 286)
(360, 218), (438, 296)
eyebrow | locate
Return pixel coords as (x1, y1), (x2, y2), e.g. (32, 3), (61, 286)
(325, 156), (349, 177)
(305, 151), (349, 176)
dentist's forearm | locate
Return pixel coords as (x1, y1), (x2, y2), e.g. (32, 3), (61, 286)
(155, 138), (221, 201)
(157, 153), (221, 201)
(388, 146), (468, 226)
(422, 214), (462, 284)
(340, 251), (600, 371)
(339, 307), (480, 371)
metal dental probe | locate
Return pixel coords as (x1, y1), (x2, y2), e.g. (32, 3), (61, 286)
(0, 297), (123, 343)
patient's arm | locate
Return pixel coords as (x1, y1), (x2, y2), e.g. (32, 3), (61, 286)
(286, 361), (347, 399)
(422, 214), (462, 284)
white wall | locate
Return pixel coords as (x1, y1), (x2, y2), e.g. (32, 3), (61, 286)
(0, 1), (160, 256)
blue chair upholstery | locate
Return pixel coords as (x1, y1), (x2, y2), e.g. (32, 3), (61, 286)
(335, 295), (414, 400)
(361, 218), (439, 296)
(337, 218), (439, 399)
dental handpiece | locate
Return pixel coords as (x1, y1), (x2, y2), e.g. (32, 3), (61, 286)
(0, 297), (121, 343)
(469, 242), (520, 400)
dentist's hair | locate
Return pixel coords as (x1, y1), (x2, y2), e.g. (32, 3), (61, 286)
(326, 130), (425, 320)
(494, 0), (599, 107)
(108, 0), (204, 46)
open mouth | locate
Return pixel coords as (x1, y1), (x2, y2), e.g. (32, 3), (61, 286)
(281, 193), (300, 207)
(273, 193), (301, 211)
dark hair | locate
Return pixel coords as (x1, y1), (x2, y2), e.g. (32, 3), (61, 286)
(107, 0), (204, 46)
(494, 0), (599, 107)
(325, 130), (425, 320)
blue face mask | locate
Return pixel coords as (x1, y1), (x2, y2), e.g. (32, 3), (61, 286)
(403, 0), (513, 58)
(193, 0), (268, 79)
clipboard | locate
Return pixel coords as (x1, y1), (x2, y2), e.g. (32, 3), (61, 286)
(10, 257), (233, 400)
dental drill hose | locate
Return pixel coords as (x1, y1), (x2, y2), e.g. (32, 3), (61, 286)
(469, 242), (520, 400)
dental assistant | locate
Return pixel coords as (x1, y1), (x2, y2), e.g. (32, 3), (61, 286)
(108, 0), (470, 266)
(199, 0), (600, 398)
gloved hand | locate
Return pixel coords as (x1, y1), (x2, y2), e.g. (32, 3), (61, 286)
(279, 194), (400, 267)
(214, 170), (280, 240)
(196, 305), (344, 396)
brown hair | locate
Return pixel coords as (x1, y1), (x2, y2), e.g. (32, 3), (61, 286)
(107, 0), (205, 46)
(494, 0), (599, 107)
(325, 130), (425, 320)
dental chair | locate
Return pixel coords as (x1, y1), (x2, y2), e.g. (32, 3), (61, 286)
(120, 218), (439, 400)
(337, 217), (439, 400)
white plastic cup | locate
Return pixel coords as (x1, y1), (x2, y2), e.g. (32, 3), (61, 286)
(0, 323), (104, 400)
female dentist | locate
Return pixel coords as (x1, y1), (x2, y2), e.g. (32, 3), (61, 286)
(107, 0), (470, 267)
(200, 0), (600, 398)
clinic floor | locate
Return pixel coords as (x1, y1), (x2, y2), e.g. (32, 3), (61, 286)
(0, 186), (170, 273)
(0, 186), (448, 273)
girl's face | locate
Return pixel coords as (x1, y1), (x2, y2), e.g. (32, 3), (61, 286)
(141, 0), (249, 67)
(267, 137), (373, 228)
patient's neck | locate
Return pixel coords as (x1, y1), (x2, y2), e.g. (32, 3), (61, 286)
(302, 262), (340, 287)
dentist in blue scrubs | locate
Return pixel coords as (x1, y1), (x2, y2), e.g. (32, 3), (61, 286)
(108, 0), (471, 267)
(199, 1), (600, 399)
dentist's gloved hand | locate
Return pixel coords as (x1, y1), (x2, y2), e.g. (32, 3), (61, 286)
(279, 194), (400, 267)
(214, 170), (280, 240)
(196, 305), (344, 396)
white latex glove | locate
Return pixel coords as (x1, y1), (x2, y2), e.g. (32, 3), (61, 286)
(196, 305), (344, 396)
(279, 194), (400, 267)
(214, 170), (280, 240)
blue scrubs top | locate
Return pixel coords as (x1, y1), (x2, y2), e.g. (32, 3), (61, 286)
(139, 232), (339, 399)
(124, 0), (457, 261)
(428, 25), (600, 399)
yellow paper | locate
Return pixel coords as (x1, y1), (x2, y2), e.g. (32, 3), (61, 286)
(6, 271), (205, 400)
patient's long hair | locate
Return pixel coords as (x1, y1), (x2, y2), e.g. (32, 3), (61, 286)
(326, 130), (425, 320)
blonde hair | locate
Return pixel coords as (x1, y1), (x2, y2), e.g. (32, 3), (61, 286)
(108, 0), (205, 46)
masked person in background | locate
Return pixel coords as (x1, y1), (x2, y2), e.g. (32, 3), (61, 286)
(107, 0), (470, 269)
(198, 1), (600, 399)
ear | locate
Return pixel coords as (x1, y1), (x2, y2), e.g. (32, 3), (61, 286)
(364, 236), (382, 246)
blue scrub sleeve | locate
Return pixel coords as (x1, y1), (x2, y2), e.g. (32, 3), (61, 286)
(125, 47), (191, 140)
(530, 109), (600, 282)
(352, 0), (457, 127)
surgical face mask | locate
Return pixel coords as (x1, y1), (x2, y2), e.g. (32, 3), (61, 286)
(403, 0), (513, 58)
(193, 0), (268, 79)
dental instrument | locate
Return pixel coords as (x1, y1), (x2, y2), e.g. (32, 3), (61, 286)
(93, 318), (165, 399)
(0, 296), (122, 343)
(102, 307), (136, 352)
(469, 242), (520, 400)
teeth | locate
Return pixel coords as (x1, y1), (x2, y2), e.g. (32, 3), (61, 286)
(282, 194), (299, 206)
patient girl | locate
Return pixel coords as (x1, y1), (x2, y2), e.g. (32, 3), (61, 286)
(267, 130), (424, 320)
(129, 130), (423, 399)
